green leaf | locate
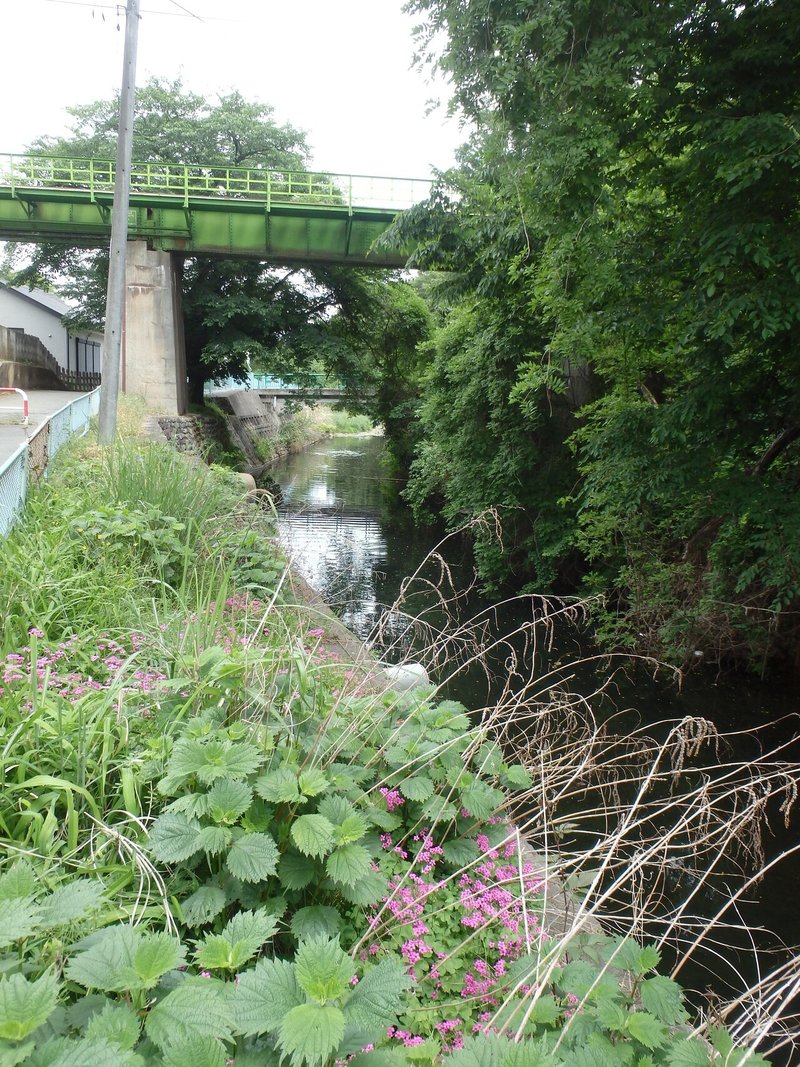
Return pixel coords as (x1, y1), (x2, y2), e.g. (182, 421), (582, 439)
(460, 782), (504, 821)
(530, 995), (561, 1026)
(226, 832), (279, 882)
(232, 958), (303, 1035)
(0, 971), (59, 1041)
(334, 813), (369, 846)
(145, 977), (234, 1051)
(343, 960), (409, 1031)
(399, 776), (434, 802)
(66, 927), (139, 992)
(195, 909), (278, 971)
(33, 1037), (145, 1066)
(290, 815), (337, 857)
(278, 850), (320, 890)
(290, 906), (343, 941)
(0, 1039), (35, 1066)
(0, 898), (42, 949)
(206, 779), (253, 824)
(325, 844), (372, 887)
(161, 1037), (228, 1067)
(336, 872), (387, 906)
(317, 795), (356, 825)
(362, 806), (402, 832)
(39, 879), (105, 927)
(277, 1002), (345, 1067)
(639, 976), (688, 1026)
(132, 932), (186, 987)
(0, 863), (36, 901)
(181, 885), (227, 926)
(625, 1012), (667, 1051)
(442, 837), (479, 867)
(291, 814), (336, 859)
(666, 1037), (712, 1066)
(84, 1002), (141, 1051)
(298, 769), (329, 797)
(503, 764), (533, 788)
(191, 739), (263, 785)
(255, 767), (301, 803)
(148, 813), (203, 864)
(295, 937), (355, 1003)
(196, 825), (232, 856)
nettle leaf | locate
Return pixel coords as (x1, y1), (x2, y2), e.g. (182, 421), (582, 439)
(639, 976), (688, 1026)
(0, 1039), (37, 1066)
(503, 764), (533, 789)
(399, 776), (435, 802)
(148, 813), (203, 864)
(195, 909), (279, 971)
(84, 1002), (141, 1051)
(232, 958), (303, 1036)
(441, 837), (479, 867)
(0, 970), (59, 1041)
(164, 792), (210, 818)
(475, 742), (504, 774)
(420, 796), (459, 823)
(145, 977), (234, 1051)
(625, 1012), (667, 1051)
(334, 813), (369, 846)
(363, 806), (402, 832)
(604, 937), (661, 976)
(226, 832), (279, 883)
(0, 862), (36, 901)
(277, 1002), (345, 1067)
(343, 960), (409, 1031)
(31, 1036), (144, 1066)
(460, 782), (505, 821)
(317, 795), (356, 825)
(290, 906), (343, 941)
(278, 850), (320, 890)
(197, 825), (232, 856)
(295, 937), (355, 1003)
(207, 779), (253, 824)
(666, 1036), (714, 1066)
(66, 926), (139, 992)
(173, 739), (264, 787)
(39, 879), (105, 927)
(0, 898), (42, 948)
(326, 845), (372, 887)
(255, 767), (301, 803)
(530, 995), (561, 1026)
(181, 885), (227, 926)
(132, 932), (186, 988)
(161, 1036), (228, 1067)
(337, 872), (387, 906)
(291, 814), (336, 859)
(298, 769), (329, 797)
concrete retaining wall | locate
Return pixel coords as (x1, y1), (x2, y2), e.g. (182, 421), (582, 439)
(0, 327), (99, 390)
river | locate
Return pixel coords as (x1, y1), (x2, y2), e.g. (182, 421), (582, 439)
(267, 432), (799, 1059)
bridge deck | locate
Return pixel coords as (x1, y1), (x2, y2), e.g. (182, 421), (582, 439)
(0, 155), (426, 267)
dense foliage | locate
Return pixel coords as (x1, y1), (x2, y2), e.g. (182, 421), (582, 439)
(0, 415), (775, 1064)
(393, 0), (800, 670)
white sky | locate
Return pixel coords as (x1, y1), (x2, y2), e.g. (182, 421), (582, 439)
(1, 0), (463, 180)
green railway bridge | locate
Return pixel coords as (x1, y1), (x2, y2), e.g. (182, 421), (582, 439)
(0, 154), (428, 412)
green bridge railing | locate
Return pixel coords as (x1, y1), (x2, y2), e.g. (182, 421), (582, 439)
(0, 154), (432, 213)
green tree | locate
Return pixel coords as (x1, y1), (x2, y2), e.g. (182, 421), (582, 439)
(396, 0), (800, 667)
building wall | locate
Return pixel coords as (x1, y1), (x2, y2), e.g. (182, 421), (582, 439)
(0, 289), (68, 370)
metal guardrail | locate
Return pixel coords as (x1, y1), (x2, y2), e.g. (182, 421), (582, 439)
(0, 388), (100, 537)
(0, 154), (432, 213)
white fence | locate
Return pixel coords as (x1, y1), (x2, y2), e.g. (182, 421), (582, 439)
(0, 388), (100, 537)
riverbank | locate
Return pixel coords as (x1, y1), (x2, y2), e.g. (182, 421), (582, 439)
(0, 407), (788, 1063)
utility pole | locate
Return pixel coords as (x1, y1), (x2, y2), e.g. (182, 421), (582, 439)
(98, 0), (140, 444)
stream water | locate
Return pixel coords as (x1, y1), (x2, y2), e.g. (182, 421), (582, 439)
(267, 432), (800, 1055)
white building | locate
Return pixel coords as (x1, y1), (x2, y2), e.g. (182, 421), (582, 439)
(0, 284), (102, 376)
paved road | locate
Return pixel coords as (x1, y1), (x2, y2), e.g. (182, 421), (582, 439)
(0, 389), (91, 468)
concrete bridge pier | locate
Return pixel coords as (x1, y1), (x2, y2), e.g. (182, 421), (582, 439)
(123, 240), (187, 414)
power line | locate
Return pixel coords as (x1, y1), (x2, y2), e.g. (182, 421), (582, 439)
(38, 0), (237, 19)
